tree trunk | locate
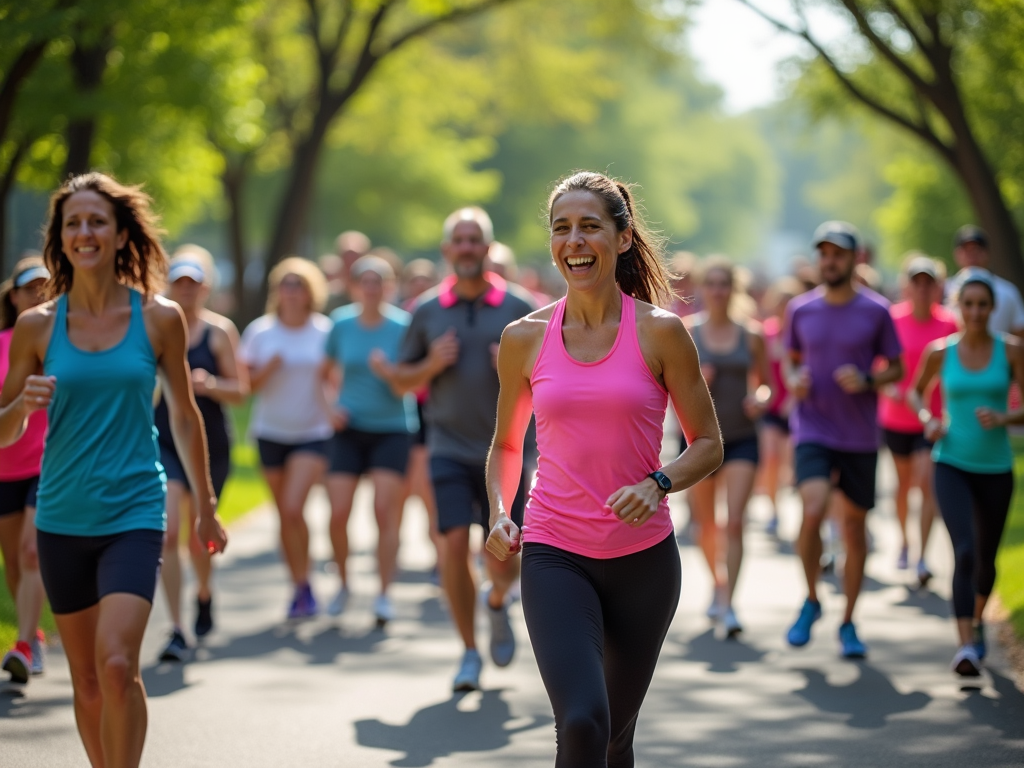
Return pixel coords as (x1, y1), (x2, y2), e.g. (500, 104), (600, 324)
(63, 37), (109, 178)
(0, 42), (48, 150)
(264, 107), (335, 269)
(944, 119), (1024, 290)
(0, 138), (31, 277)
(221, 158), (254, 324)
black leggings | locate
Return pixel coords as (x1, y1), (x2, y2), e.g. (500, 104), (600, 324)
(521, 534), (681, 768)
(933, 462), (1014, 619)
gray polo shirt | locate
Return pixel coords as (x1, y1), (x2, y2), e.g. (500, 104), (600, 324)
(400, 274), (535, 465)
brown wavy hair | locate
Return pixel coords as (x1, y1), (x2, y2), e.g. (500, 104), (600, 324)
(548, 171), (673, 306)
(1, 255), (46, 330)
(42, 172), (167, 298)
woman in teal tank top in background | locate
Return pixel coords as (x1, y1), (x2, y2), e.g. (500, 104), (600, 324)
(0, 172), (228, 768)
(910, 269), (1024, 679)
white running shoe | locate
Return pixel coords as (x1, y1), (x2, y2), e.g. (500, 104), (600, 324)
(722, 607), (743, 638)
(327, 586), (349, 617)
(373, 594), (394, 626)
(951, 644), (981, 677)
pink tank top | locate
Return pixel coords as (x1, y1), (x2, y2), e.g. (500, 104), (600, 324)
(0, 328), (47, 481)
(524, 294), (674, 558)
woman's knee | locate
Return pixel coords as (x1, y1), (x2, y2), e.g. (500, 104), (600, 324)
(558, 705), (609, 761)
(97, 649), (139, 699)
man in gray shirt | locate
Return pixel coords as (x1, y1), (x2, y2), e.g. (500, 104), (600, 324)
(373, 206), (534, 692)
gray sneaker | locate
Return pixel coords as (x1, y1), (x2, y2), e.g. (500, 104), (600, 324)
(486, 599), (516, 667)
(452, 649), (482, 692)
(30, 633), (44, 675)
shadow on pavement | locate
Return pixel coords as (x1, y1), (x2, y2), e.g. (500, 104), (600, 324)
(894, 588), (949, 619)
(355, 689), (551, 767)
(793, 664), (930, 728)
(142, 660), (189, 698)
(961, 669), (1024, 739)
(0, 686), (74, 718)
(416, 596), (449, 626)
(678, 628), (767, 673)
(203, 623), (387, 666)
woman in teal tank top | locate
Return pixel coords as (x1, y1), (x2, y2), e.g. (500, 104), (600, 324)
(0, 172), (228, 768)
(910, 269), (1024, 679)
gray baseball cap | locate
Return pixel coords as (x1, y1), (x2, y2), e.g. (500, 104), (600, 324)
(906, 256), (938, 280)
(812, 221), (860, 253)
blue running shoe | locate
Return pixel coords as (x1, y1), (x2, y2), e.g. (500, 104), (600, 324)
(838, 622), (867, 659)
(452, 649), (482, 692)
(973, 622), (986, 660)
(786, 598), (821, 647)
(301, 583), (319, 617)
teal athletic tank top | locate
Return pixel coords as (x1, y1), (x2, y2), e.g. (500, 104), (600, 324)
(35, 289), (167, 536)
(932, 335), (1014, 474)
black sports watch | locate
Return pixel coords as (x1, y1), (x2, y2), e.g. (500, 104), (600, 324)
(648, 470), (672, 495)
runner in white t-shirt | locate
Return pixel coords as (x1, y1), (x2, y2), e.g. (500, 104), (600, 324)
(945, 225), (1024, 336)
(239, 258), (333, 620)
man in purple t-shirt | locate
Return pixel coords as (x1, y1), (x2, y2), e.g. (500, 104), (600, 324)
(783, 221), (903, 658)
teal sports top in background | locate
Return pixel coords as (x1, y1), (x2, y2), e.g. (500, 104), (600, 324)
(933, 334), (1014, 474)
(325, 304), (418, 434)
(35, 289), (167, 536)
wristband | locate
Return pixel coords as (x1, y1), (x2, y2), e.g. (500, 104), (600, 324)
(918, 408), (933, 425)
(863, 371), (874, 389)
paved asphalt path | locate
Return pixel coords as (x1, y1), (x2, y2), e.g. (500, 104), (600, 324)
(3, 450), (1023, 767)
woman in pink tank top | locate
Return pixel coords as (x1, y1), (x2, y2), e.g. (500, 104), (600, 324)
(0, 257), (50, 684)
(484, 172), (722, 767)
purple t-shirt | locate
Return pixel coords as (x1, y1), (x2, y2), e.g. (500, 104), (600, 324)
(785, 286), (902, 452)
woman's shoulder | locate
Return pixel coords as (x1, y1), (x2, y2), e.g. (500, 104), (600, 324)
(200, 309), (240, 343)
(634, 299), (689, 335)
(12, 300), (58, 339)
(503, 303), (555, 344)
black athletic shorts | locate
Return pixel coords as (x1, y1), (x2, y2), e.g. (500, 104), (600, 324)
(679, 434), (759, 470)
(256, 438), (330, 469)
(159, 442), (231, 498)
(329, 428), (411, 476)
(761, 412), (790, 435)
(882, 428), (932, 457)
(37, 528), (164, 615)
(430, 456), (527, 534)
(0, 476), (39, 517)
(794, 442), (878, 511)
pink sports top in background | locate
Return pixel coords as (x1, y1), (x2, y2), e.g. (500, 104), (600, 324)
(0, 328), (47, 481)
(524, 293), (674, 558)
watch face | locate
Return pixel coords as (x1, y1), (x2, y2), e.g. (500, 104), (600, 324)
(654, 472), (671, 491)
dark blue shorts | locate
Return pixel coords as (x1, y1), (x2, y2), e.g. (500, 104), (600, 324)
(430, 457), (527, 534)
(761, 412), (790, 435)
(256, 438), (330, 470)
(159, 441), (231, 498)
(794, 442), (878, 511)
(37, 528), (164, 615)
(329, 429), (411, 476)
(0, 476), (39, 517)
(882, 428), (932, 457)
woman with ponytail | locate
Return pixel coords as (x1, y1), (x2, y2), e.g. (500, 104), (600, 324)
(485, 171), (722, 767)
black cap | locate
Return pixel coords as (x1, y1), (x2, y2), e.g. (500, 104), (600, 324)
(954, 225), (988, 248)
(812, 221), (860, 253)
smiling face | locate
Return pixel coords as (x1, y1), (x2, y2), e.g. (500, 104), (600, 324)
(958, 281), (994, 332)
(60, 190), (128, 277)
(549, 190), (631, 294)
(442, 220), (489, 281)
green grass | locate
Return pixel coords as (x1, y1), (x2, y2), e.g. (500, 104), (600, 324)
(996, 436), (1024, 640)
(0, 403), (271, 651)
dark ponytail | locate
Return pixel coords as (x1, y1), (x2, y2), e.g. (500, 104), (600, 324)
(548, 171), (673, 306)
